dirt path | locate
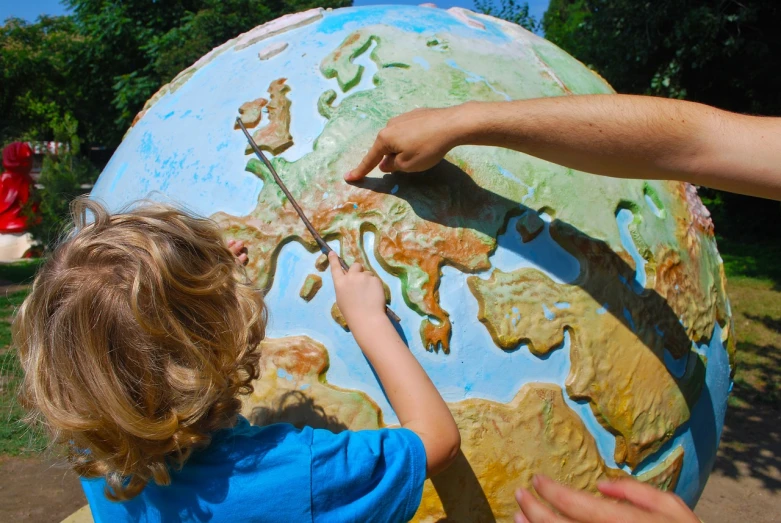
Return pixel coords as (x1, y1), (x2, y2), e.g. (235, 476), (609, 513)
(1, 428), (778, 523)
(695, 404), (781, 522)
(0, 456), (85, 522)
(694, 277), (781, 522)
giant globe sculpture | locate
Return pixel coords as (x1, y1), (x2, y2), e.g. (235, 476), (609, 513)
(89, 6), (734, 520)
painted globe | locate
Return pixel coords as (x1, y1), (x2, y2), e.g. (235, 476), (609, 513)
(91, 6), (734, 520)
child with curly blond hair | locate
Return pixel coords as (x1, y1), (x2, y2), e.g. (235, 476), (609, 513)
(14, 198), (459, 522)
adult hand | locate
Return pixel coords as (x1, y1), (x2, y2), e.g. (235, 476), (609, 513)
(515, 475), (700, 523)
(227, 239), (248, 265)
(329, 251), (387, 328)
(346, 106), (471, 181)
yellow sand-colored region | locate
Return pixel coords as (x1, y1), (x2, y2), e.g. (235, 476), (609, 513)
(468, 222), (706, 468)
(413, 384), (683, 522)
(235, 97), (267, 128)
(240, 336), (684, 522)
(299, 273), (323, 302)
(241, 336), (381, 430)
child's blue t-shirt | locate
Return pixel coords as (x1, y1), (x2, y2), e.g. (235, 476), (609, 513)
(80, 417), (426, 523)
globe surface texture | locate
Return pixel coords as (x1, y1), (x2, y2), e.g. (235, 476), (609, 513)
(90, 6), (734, 520)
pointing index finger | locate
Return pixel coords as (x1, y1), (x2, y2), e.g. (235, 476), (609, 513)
(346, 136), (392, 181)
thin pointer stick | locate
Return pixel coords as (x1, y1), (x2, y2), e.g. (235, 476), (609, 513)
(236, 117), (401, 324)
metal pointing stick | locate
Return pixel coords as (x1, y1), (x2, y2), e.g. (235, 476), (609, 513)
(236, 117), (401, 324)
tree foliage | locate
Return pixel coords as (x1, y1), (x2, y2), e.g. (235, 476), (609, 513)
(2, 0), (352, 149)
(492, 0), (781, 246)
(25, 114), (97, 251)
(2, 0), (351, 248)
(542, 0), (781, 116)
(476, 0), (540, 33)
(0, 16), (85, 145)
(64, 0), (351, 148)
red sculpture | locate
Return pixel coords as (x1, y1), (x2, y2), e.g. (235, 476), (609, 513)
(0, 142), (35, 233)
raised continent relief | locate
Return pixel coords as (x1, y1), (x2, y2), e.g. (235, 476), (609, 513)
(242, 78), (294, 155)
(321, 30), (375, 91)
(217, 156), (515, 353)
(299, 274), (323, 302)
(235, 97), (267, 129)
(415, 384), (684, 521)
(243, 337), (684, 521)
(242, 336), (382, 430)
(468, 221), (707, 467)
(330, 302), (349, 331)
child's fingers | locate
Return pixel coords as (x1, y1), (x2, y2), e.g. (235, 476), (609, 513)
(228, 239), (245, 256)
(348, 262), (364, 273)
(328, 252), (345, 282)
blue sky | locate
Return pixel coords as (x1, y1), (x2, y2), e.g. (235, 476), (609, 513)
(1, 0), (550, 25)
(0, 0), (70, 22)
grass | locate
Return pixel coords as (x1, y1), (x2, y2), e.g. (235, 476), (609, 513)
(724, 276), (781, 409)
(0, 259), (44, 286)
(719, 237), (781, 288)
(0, 290), (47, 456)
(716, 236), (781, 409)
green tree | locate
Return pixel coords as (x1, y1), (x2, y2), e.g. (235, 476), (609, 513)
(539, 0), (781, 251)
(0, 16), (85, 144)
(542, 0), (781, 116)
(2, 1), (352, 248)
(65, 0), (351, 148)
(25, 113), (98, 251)
(476, 0), (540, 33)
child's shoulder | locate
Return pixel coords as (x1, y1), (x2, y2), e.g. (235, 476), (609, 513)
(199, 416), (314, 462)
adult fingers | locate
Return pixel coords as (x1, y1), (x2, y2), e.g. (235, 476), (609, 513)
(597, 479), (685, 515)
(515, 487), (571, 523)
(378, 153), (398, 173)
(328, 251), (345, 282)
(347, 137), (391, 181)
(532, 475), (642, 523)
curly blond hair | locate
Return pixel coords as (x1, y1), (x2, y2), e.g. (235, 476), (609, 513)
(13, 198), (266, 500)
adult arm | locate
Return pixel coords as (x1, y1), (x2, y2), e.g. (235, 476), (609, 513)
(347, 94), (781, 200)
(328, 252), (460, 476)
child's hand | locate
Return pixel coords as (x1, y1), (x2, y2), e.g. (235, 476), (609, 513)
(329, 251), (386, 328)
(227, 239), (248, 265)
(514, 475), (700, 523)
(329, 253), (461, 477)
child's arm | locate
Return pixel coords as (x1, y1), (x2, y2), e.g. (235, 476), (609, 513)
(328, 252), (460, 476)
